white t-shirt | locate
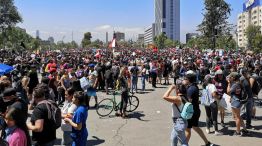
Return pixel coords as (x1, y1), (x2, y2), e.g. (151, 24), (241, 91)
(61, 100), (77, 131)
(206, 84), (217, 103)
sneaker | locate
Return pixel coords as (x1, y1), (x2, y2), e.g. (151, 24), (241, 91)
(233, 131), (242, 137)
(214, 131), (223, 136)
(206, 128), (210, 134)
(246, 125), (253, 129)
(205, 141), (214, 146)
(241, 129), (250, 136)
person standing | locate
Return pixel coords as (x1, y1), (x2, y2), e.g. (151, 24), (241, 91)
(61, 88), (77, 146)
(240, 69), (254, 129)
(86, 64), (98, 108)
(227, 72), (249, 136)
(130, 63), (139, 93)
(115, 66), (129, 118)
(141, 64), (146, 92)
(202, 75), (223, 135)
(64, 91), (88, 146)
(27, 87), (57, 146)
(163, 82), (189, 146)
(3, 108), (31, 146)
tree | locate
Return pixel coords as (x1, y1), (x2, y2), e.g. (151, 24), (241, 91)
(253, 34), (262, 52)
(245, 24), (261, 49)
(0, 0), (23, 48)
(90, 39), (103, 48)
(198, 0), (232, 49)
(81, 32), (92, 48)
(154, 33), (167, 49)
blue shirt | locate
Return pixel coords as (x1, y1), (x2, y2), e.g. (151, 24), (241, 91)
(71, 105), (88, 146)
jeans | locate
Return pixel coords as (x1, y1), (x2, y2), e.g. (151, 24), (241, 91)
(246, 98), (254, 126)
(141, 75), (146, 91)
(62, 131), (73, 146)
(171, 118), (188, 146)
(131, 76), (138, 92)
(205, 101), (218, 131)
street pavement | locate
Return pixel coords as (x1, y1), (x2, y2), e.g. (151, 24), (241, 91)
(54, 80), (262, 146)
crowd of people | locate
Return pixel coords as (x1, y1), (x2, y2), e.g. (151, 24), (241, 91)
(0, 47), (261, 146)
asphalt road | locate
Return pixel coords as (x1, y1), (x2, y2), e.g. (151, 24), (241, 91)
(53, 80), (262, 146)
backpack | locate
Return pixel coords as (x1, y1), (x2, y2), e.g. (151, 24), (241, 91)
(38, 100), (62, 129)
(175, 96), (194, 120)
(252, 76), (262, 95)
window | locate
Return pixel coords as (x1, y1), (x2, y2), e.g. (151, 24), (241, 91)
(162, 0), (166, 18)
(162, 22), (166, 28)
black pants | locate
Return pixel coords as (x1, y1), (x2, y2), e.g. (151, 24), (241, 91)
(205, 101), (218, 131)
(58, 88), (65, 105)
(120, 91), (128, 113)
(151, 72), (157, 87)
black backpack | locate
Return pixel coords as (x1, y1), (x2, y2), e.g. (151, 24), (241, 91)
(252, 76), (262, 95)
(38, 100), (62, 129)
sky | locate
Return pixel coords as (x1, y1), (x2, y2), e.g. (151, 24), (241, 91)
(14, 0), (245, 44)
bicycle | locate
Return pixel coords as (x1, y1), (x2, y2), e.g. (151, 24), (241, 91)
(96, 90), (139, 117)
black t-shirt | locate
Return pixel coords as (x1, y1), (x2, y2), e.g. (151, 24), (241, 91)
(31, 103), (56, 144)
(187, 84), (200, 112)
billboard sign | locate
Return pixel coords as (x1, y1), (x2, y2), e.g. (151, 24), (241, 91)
(243, 0), (260, 11)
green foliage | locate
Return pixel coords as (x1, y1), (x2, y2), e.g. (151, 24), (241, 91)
(245, 25), (261, 50)
(81, 32), (92, 48)
(90, 39), (103, 48)
(154, 33), (167, 49)
(198, 0), (232, 49)
(0, 27), (33, 49)
(0, 0), (22, 29)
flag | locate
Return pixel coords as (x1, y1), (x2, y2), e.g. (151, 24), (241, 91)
(109, 38), (116, 48)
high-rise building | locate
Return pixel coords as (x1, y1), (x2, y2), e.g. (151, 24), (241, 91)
(155, 0), (180, 41)
(144, 23), (156, 45)
(36, 30), (40, 39)
(237, 0), (262, 48)
(115, 32), (125, 41)
(186, 33), (199, 43)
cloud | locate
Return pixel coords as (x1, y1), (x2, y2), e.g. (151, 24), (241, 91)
(94, 25), (112, 31)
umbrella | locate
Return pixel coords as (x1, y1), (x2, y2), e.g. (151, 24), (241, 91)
(0, 64), (14, 76)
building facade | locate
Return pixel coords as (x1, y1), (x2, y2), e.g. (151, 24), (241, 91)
(155, 0), (180, 41)
(186, 33), (199, 43)
(144, 24), (156, 45)
(115, 32), (125, 41)
(237, 0), (262, 48)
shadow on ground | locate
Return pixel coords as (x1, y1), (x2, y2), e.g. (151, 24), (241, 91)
(128, 111), (150, 122)
(87, 136), (105, 146)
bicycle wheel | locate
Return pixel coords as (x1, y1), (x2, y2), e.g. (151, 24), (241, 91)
(96, 98), (114, 117)
(126, 95), (139, 112)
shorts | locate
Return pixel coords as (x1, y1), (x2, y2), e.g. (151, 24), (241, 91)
(187, 109), (201, 128)
(231, 98), (242, 109)
(87, 88), (97, 97)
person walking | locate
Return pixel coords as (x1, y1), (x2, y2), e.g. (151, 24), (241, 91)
(183, 72), (214, 146)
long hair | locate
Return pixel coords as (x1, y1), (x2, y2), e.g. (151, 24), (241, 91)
(119, 66), (127, 78)
(5, 108), (31, 146)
